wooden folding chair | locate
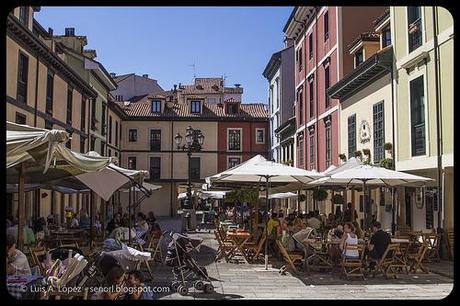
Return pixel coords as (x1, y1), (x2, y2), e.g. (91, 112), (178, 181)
(304, 241), (332, 274)
(137, 234), (163, 281)
(276, 240), (304, 274)
(341, 244), (365, 280)
(214, 231), (233, 262)
(407, 241), (429, 273)
(245, 234), (266, 263)
(423, 233), (441, 262)
(30, 246), (49, 276)
(369, 243), (400, 279)
(446, 228), (454, 260)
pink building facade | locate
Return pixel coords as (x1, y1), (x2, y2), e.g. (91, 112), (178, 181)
(284, 6), (387, 172)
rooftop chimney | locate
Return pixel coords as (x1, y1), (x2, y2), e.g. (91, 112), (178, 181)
(173, 84), (177, 91)
(65, 27), (75, 36)
(110, 73), (116, 77)
(142, 74), (149, 78)
(48, 27), (53, 36)
(234, 83), (241, 88)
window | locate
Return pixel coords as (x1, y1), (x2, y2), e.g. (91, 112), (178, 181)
(108, 116), (112, 143)
(410, 76), (426, 156)
(228, 157), (241, 169)
(325, 66), (330, 108)
(296, 47), (303, 71)
(348, 114), (356, 159)
(324, 11), (329, 41)
(81, 98), (86, 132)
(45, 69), (54, 114)
(128, 129), (137, 142)
(45, 120), (53, 130)
(80, 138), (86, 153)
(269, 85), (273, 113)
(191, 100), (201, 113)
(228, 103), (239, 114)
(207, 97), (217, 104)
(382, 26), (392, 48)
(298, 132), (304, 166)
(408, 7), (422, 53)
(115, 121), (118, 147)
(309, 132), (315, 170)
(228, 129), (241, 151)
(150, 129), (161, 152)
(355, 49), (364, 68)
(108, 149), (111, 157)
(66, 135), (72, 149)
(91, 99), (96, 130)
(119, 123), (122, 143)
(309, 78), (314, 118)
(128, 157), (137, 170)
(19, 7), (29, 26)
(256, 129), (265, 144)
(373, 101), (385, 163)
(15, 112), (26, 124)
(190, 157), (200, 180)
(151, 100), (161, 113)
(150, 157), (161, 180)
(17, 52), (29, 104)
(325, 122), (331, 168)
(297, 86), (303, 125)
(66, 88), (73, 125)
(101, 103), (106, 136)
(309, 33), (313, 59)
(192, 129), (202, 144)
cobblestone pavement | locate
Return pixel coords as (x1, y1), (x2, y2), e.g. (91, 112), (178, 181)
(147, 223), (453, 300)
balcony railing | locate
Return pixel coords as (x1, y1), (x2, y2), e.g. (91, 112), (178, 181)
(412, 122), (426, 156)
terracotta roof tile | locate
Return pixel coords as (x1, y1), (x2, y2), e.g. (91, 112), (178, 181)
(115, 99), (267, 119)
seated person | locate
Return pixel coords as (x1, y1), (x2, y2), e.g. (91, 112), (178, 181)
(70, 215), (80, 228)
(339, 222), (359, 259)
(124, 271), (153, 300)
(327, 224), (344, 241)
(136, 213), (149, 238)
(366, 221), (391, 268)
(91, 265), (126, 300)
(79, 209), (90, 228)
(352, 221), (364, 240)
(307, 212), (321, 229)
(151, 223), (162, 240)
(7, 234), (31, 276)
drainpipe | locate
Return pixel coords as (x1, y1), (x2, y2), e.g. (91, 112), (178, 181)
(432, 7), (443, 234)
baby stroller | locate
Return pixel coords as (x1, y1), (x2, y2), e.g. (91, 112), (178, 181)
(165, 232), (214, 295)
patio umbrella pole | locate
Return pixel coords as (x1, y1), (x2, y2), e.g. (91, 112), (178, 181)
(264, 175), (270, 270)
(128, 185), (132, 246)
(391, 187), (396, 235)
(90, 191), (94, 250)
(17, 163), (26, 251)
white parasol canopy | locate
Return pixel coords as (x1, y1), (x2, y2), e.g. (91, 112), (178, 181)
(259, 192), (298, 200)
(206, 154), (323, 185)
(7, 122), (113, 184)
(309, 164), (433, 187)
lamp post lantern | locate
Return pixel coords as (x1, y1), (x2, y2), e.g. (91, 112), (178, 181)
(175, 126), (204, 231)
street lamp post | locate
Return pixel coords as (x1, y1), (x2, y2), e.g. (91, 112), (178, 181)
(175, 126), (204, 232)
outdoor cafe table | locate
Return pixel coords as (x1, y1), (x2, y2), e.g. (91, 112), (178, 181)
(225, 230), (251, 264)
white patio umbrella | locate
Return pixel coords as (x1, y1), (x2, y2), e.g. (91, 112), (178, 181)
(259, 192), (298, 199)
(206, 154), (323, 269)
(314, 164), (433, 230)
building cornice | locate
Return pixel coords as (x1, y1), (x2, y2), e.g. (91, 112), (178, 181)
(7, 15), (97, 99)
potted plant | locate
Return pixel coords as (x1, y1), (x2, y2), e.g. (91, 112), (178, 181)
(313, 189), (328, 202)
(338, 153), (347, 162)
(380, 158), (394, 170)
(354, 150), (363, 159)
(298, 194), (307, 202)
(331, 194), (345, 205)
(384, 142), (393, 151)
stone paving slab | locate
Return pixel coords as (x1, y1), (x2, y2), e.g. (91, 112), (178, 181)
(148, 229), (453, 300)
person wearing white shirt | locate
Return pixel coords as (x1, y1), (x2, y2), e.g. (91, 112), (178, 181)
(6, 234), (31, 276)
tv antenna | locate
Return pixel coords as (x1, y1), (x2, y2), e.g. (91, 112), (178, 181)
(189, 64), (197, 81)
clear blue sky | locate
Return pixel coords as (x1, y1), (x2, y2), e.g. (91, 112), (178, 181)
(35, 7), (293, 103)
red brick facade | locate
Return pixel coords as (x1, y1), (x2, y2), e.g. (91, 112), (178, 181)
(217, 121), (269, 172)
